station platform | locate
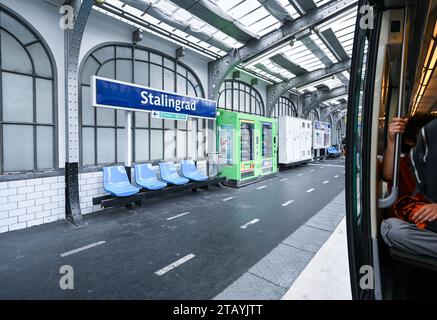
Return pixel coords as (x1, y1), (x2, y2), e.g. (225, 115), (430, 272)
(0, 160), (345, 299)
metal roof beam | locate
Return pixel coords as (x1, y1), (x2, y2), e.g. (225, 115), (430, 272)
(291, 0), (317, 13)
(208, 0), (357, 100)
(302, 86), (349, 117)
(266, 58), (350, 112)
(168, 0), (259, 43)
(319, 28), (350, 61)
(270, 54), (307, 75)
(258, 0), (293, 22)
(300, 35), (334, 66)
(254, 63), (289, 81)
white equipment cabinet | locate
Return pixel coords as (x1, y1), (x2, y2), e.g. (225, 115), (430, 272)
(278, 116), (312, 165)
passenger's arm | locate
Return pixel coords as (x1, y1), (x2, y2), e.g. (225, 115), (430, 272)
(382, 118), (407, 181)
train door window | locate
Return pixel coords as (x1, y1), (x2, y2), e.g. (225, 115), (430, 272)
(351, 38), (369, 226)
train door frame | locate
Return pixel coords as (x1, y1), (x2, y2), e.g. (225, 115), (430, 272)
(346, 0), (383, 300)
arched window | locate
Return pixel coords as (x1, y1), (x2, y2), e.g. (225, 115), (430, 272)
(272, 96), (297, 118)
(217, 80), (264, 116)
(307, 109), (320, 122)
(0, 8), (56, 174)
(79, 44), (205, 166)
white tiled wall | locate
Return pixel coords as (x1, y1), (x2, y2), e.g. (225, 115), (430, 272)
(0, 176), (65, 233)
(0, 161), (209, 234)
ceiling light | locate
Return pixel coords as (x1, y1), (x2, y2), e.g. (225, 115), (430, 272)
(411, 19), (437, 115)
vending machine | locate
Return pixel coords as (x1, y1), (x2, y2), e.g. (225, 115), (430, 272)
(216, 109), (277, 187)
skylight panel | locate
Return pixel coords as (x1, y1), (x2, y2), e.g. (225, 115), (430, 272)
(211, 0), (243, 12)
(239, 6), (270, 26)
(213, 0), (281, 37)
(153, 0), (178, 13)
(315, 0), (333, 7)
(104, 0), (249, 54)
(281, 40), (324, 71)
(262, 60), (295, 79)
(227, 0), (261, 20)
(342, 71), (350, 80)
(315, 6), (358, 58)
(256, 21), (282, 36)
(323, 76), (344, 89)
(246, 65), (282, 83)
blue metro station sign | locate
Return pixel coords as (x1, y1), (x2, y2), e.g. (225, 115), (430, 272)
(91, 76), (217, 119)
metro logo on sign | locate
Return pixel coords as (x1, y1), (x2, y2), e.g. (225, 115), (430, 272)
(91, 76), (217, 119)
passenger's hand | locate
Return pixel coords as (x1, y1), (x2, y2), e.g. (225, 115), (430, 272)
(388, 118), (408, 142)
(412, 203), (437, 224)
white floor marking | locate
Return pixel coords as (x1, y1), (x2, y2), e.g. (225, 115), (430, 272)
(257, 185), (267, 190)
(155, 254), (196, 276)
(307, 163), (345, 168)
(223, 196), (236, 202)
(306, 188), (315, 193)
(323, 181), (329, 184)
(280, 178), (288, 182)
(61, 241), (106, 258)
(310, 170), (315, 172)
(343, 170), (345, 173)
(334, 175), (340, 178)
(166, 212), (190, 221)
(282, 200), (295, 207)
(240, 218), (260, 229)
(320, 167), (324, 169)
(297, 173), (303, 177)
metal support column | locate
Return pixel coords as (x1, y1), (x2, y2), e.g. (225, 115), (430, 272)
(64, 0), (93, 227)
(125, 111), (133, 180)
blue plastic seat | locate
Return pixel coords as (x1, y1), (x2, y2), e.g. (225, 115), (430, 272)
(327, 146), (341, 157)
(103, 166), (140, 197)
(181, 160), (208, 182)
(134, 163), (167, 190)
(158, 162), (189, 185)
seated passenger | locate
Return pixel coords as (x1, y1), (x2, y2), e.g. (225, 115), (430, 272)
(380, 114), (437, 258)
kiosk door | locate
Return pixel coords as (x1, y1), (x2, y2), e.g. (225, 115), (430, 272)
(240, 120), (255, 179)
(261, 122), (273, 173)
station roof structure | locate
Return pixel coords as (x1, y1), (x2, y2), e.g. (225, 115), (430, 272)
(93, 0), (358, 109)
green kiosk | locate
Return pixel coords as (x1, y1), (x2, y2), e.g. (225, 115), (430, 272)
(216, 109), (278, 187)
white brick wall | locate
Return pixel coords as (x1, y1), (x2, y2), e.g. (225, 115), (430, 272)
(0, 176), (65, 234)
(0, 161), (209, 234)
(79, 171), (108, 214)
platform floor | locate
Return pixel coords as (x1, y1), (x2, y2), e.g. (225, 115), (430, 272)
(0, 159), (345, 299)
(282, 217), (351, 300)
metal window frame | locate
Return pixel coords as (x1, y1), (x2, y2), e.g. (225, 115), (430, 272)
(78, 42), (206, 169)
(0, 7), (57, 176)
(272, 96), (297, 118)
(217, 79), (265, 116)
